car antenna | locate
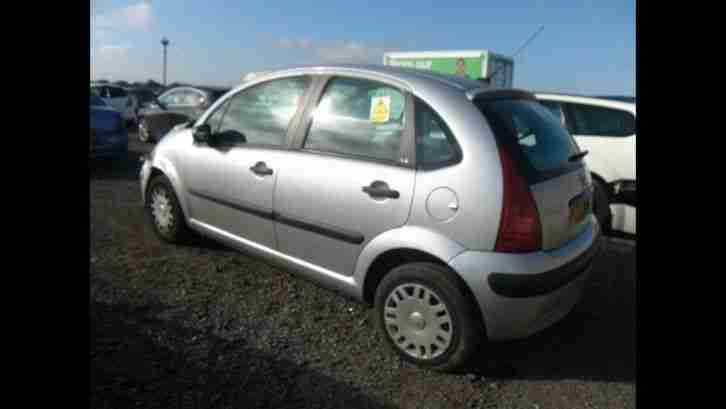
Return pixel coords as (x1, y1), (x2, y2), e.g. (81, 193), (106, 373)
(482, 25), (545, 85)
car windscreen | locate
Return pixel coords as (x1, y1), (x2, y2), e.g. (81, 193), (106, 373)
(474, 97), (580, 177)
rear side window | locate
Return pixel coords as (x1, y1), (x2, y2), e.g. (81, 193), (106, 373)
(304, 77), (406, 163)
(475, 98), (579, 174)
(415, 98), (461, 169)
(108, 87), (127, 98)
(565, 103), (635, 136)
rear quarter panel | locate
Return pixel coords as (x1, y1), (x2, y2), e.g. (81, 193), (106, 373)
(405, 85), (504, 252)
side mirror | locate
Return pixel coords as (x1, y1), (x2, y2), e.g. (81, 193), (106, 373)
(193, 124), (211, 144)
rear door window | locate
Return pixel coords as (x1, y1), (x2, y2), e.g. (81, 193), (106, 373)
(564, 103), (635, 136)
(475, 97), (580, 178)
(304, 77), (406, 163)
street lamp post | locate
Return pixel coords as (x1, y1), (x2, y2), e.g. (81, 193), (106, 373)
(161, 37), (170, 86)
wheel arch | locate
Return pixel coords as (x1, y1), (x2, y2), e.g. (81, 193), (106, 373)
(146, 157), (190, 220)
(355, 226), (467, 304)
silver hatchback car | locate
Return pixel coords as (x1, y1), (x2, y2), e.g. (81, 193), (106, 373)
(140, 64), (601, 372)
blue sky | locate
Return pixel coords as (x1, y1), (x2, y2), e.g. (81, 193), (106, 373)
(91, 0), (635, 95)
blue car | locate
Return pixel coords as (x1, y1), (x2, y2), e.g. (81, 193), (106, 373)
(90, 94), (128, 159)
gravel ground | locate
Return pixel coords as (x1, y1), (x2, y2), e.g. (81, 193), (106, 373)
(90, 135), (636, 409)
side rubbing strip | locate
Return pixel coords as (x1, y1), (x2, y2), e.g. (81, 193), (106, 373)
(188, 190), (274, 220)
(188, 189), (365, 245)
(276, 214), (365, 245)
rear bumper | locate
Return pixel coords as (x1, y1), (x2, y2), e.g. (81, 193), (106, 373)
(449, 216), (602, 341)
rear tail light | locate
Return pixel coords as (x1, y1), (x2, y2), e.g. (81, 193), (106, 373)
(495, 146), (542, 253)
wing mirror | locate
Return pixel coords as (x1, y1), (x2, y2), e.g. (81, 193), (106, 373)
(193, 124), (212, 144)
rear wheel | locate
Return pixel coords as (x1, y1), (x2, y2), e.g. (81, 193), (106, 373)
(374, 262), (485, 372)
(592, 177), (612, 233)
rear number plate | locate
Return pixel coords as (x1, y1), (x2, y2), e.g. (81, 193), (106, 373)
(568, 191), (591, 225)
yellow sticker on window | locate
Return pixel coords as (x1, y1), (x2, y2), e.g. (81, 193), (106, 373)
(370, 96), (391, 123)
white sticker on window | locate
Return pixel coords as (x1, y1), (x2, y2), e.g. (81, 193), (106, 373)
(370, 96), (391, 123)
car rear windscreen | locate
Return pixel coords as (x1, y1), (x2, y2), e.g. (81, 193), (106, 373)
(474, 97), (580, 177)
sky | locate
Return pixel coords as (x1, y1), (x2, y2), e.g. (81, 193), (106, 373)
(90, 0), (635, 95)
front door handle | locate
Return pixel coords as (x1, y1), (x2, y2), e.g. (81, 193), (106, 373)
(250, 161), (273, 176)
(362, 181), (399, 199)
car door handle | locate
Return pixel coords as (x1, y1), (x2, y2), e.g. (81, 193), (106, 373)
(250, 161), (273, 176)
(362, 181), (399, 199)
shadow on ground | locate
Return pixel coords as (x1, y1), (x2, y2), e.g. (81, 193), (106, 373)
(468, 239), (636, 383)
(91, 298), (396, 409)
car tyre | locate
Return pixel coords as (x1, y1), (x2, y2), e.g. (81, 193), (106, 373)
(145, 175), (191, 244)
(592, 177), (612, 234)
(374, 262), (485, 373)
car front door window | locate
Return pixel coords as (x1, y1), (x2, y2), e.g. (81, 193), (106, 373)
(214, 77), (310, 147)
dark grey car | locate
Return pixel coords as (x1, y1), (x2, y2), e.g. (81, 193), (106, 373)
(137, 86), (230, 143)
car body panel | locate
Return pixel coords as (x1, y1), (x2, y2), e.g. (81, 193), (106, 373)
(273, 151), (416, 276)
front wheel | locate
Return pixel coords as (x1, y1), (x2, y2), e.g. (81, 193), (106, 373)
(145, 175), (191, 243)
(374, 262), (485, 372)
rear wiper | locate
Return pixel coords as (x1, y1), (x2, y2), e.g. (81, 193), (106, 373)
(568, 150), (589, 162)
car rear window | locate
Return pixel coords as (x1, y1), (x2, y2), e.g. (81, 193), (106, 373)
(474, 97), (579, 177)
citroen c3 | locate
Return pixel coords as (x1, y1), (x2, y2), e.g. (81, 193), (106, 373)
(140, 64), (602, 372)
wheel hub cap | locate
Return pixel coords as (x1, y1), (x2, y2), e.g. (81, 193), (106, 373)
(150, 189), (173, 232)
(383, 283), (453, 360)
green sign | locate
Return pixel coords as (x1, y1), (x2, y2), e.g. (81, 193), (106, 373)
(386, 56), (484, 80)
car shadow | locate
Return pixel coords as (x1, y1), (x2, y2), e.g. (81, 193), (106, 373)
(467, 238), (636, 382)
(91, 297), (398, 409)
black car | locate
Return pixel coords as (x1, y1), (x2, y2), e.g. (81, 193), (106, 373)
(137, 86), (230, 143)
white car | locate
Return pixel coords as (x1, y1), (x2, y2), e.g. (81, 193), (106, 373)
(90, 84), (137, 125)
(536, 93), (636, 236)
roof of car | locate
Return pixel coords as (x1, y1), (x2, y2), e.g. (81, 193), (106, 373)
(160, 85), (231, 95)
(243, 64), (496, 96)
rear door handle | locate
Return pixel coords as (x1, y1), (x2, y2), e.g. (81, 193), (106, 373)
(362, 181), (399, 199)
(250, 161), (273, 176)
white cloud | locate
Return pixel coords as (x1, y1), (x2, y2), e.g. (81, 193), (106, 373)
(278, 37), (312, 49)
(94, 1), (153, 31)
(314, 41), (383, 64)
(99, 44), (132, 54)
(277, 39), (384, 64)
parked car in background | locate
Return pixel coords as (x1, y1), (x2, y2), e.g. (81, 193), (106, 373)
(90, 84), (137, 126)
(90, 93), (128, 159)
(126, 87), (157, 124)
(137, 86), (230, 143)
(536, 93), (636, 235)
(140, 65), (601, 372)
